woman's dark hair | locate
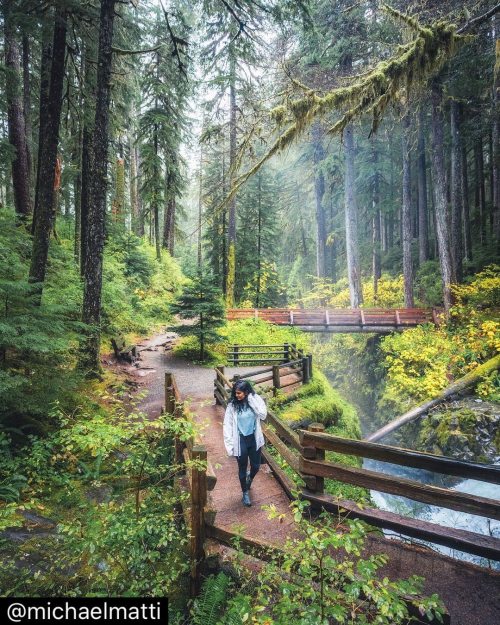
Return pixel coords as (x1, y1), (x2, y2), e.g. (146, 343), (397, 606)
(230, 379), (255, 411)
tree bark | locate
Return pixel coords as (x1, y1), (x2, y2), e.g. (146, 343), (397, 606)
(401, 112), (414, 308)
(474, 137), (487, 245)
(197, 149), (203, 268)
(29, 8), (67, 287)
(136, 146), (145, 237)
(312, 122), (327, 278)
(32, 18), (53, 233)
(450, 100), (464, 282)
(344, 124), (363, 307)
(430, 79), (455, 313)
(256, 171), (262, 307)
(461, 144), (473, 262)
(129, 133), (140, 235)
(163, 163), (176, 253)
(493, 35), (500, 250)
(22, 33), (34, 199)
(4, 4), (32, 219)
(81, 0), (116, 375)
(371, 140), (381, 300)
(417, 107), (429, 264)
(226, 51), (237, 307)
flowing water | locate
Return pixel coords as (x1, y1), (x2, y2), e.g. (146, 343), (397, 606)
(365, 458), (500, 568)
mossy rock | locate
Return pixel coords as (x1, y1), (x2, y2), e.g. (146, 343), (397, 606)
(419, 398), (500, 462)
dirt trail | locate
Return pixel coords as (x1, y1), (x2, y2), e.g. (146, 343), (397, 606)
(120, 331), (500, 625)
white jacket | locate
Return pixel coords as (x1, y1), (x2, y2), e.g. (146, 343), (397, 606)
(223, 392), (267, 456)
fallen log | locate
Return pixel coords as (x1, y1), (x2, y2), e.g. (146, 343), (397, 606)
(365, 354), (500, 442)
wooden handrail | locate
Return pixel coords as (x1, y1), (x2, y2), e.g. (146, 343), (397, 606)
(299, 430), (500, 485)
(299, 456), (500, 520)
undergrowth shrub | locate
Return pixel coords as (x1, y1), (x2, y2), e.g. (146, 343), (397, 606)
(379, 266), (500, 413)
(0, 395), (194, 599)
(192, 500), (445, 625)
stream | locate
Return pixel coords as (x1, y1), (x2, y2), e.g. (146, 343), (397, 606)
(319, 338), (500, 568)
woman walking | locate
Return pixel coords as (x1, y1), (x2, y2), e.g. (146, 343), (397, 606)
(223, 379), (267, 507)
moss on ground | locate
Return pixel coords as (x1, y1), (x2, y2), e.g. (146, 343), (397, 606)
(270, 369), (368, 503)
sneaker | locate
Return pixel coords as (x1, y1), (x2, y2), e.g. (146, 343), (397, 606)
(242, 491), (251, 507)
(246, 471), (252, 490)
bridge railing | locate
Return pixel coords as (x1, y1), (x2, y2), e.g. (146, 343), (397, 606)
(227, 307), (440, 331)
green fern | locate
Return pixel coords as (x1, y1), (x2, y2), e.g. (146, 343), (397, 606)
(190, 572), (231, 625)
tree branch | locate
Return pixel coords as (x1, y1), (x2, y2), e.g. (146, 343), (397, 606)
(457, 2), (500, 34)
(112, 44), (163, 56)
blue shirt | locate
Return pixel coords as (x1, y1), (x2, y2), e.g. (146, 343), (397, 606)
(237, 405), (256, 436)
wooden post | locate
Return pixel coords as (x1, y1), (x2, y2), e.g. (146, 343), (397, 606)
(234, 344), (239, 366)
(165, 372), (183, 464)
(272, 365), (281, 396)
(306, 423), (325, 494)
(302, 357), (310, 384)
(165, 372), (174, 413)
(190, 445), (207, 597)
(307, 354), (313, 379)
(284, 342), (290, 363)
(214, 366), (225, 405)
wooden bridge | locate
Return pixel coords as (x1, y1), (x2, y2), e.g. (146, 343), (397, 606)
(227, 307), (439, 332)
(161, 344), (500, 624)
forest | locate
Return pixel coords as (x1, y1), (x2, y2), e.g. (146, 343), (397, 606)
(0, 0), (499, 622)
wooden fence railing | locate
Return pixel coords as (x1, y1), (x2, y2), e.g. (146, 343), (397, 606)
(295, 428), (500, 561)
(223, 343), (312, 395)
(165, 372), (217, 597)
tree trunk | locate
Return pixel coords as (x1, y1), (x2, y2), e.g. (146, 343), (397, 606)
(136, 147), (145, 237)
(81, 0), (116, 375)
(401, 112), (414, 308)
(474, 137), (487, 245)
(221, 151), (227, 295)
(4, 5), (32, 219)
(417, 107), (429, 264)
(22, 33), (34, 199)
(29, 8), (67, 287)
(430, 80), (455, 313)
(493, 36), (500, 250)
(197, 149), (203, 268)
(450, 100), (464, 282)
(112, 156), (125, 226)
(167, 198), (175, 255)
(129, 133), (139, 235)
(73, 66), (84, 265)
(461, 144), (473, 262)
(154, 201), (161, 260)
(371, 140), (381, 300)
(344, 124), (363, 307)
(256, 171), (262, 307)
(32, 18), (53, 233)
(226, 51), (237, 307)
(312, 122), (327, 278)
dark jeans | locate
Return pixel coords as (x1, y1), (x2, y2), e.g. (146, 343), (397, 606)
(236, 433), (261, 492)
